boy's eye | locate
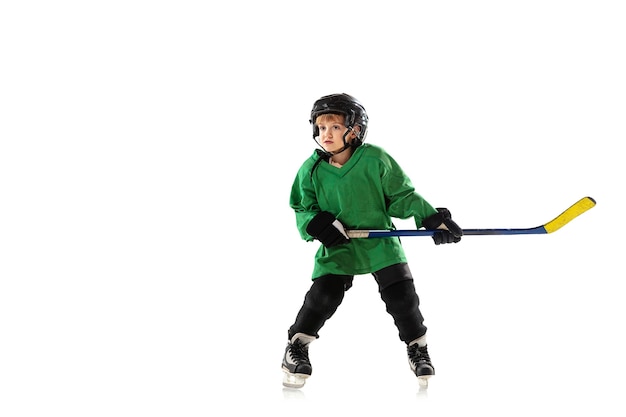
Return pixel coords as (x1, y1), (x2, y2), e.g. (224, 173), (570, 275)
(318, 124), (343, 132)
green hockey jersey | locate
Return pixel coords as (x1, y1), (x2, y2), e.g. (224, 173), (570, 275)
(290, 143), (438, 279)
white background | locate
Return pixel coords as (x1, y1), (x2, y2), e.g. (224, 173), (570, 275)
(1, 1), (624, 416)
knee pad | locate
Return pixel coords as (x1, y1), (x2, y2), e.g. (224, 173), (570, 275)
(305, 276), (346, 314)
(380, 280), (420, 317)
(373, 263), (413, 291)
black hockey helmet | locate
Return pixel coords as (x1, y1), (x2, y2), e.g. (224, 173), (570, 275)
(309, 93), (368, 146)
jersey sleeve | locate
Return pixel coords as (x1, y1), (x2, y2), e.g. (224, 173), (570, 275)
(289, 159), (320, 241)
(379, 152), (438, 228)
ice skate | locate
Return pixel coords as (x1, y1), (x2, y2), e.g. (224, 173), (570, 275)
(407, 341), (435, 388)
(282, 333), (315, 388)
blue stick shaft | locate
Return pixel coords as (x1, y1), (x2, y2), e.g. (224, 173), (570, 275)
(349, 226), (547, 238)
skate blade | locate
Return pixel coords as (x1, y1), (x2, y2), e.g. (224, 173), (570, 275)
(417, 375), (431, 388)
(282, 370), (309, 389)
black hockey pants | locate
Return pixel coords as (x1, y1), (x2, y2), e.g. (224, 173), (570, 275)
(287, 263), (427, 344)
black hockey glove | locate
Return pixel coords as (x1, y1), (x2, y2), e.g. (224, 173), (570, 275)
(306, 211), (350, 248)
(422, 208), (463, 245)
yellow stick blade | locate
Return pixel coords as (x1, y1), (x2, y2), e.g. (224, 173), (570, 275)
(543, 196), (596, 234)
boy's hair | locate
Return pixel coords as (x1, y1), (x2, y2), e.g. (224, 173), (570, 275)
(315, 113), (344, 125)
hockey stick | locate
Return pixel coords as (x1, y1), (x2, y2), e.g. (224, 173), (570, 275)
(346, 196), (596, 238)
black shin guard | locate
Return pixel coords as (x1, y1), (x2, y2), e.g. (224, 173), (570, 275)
(288, 275), (351, 340)
(379, 280), (427, 343)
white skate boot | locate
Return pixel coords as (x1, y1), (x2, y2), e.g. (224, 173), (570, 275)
(407, 338), (435, 388)
(282, 333), (315, 388)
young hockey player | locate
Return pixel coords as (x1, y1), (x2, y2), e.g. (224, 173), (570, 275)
(282, 93), (463, 388)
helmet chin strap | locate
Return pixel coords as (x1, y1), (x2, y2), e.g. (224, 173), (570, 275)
(315, 127), (359, 158)
(310, 127), (359, 178)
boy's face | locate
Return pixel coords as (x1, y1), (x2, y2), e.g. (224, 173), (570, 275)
(316, 115), (354, 154)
